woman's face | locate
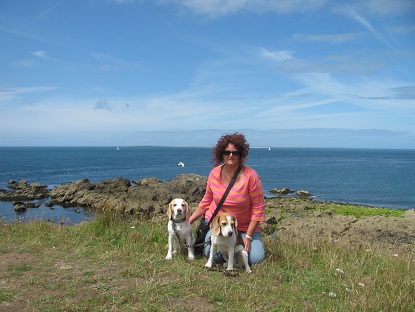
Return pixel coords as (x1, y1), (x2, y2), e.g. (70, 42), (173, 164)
(223, 143), (240, 166)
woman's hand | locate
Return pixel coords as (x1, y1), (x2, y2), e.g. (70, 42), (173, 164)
(244, 220), (258, 253)
(243, 236), (252, 253)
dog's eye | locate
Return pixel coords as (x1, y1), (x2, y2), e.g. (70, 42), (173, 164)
(221, 222), (227, 226)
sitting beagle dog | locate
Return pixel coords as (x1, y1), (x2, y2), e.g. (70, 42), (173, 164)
(205, 213), (251, 273)
(166, 198), (195, 260)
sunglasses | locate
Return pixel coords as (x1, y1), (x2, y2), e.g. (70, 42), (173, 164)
(223, 150), (241, 156)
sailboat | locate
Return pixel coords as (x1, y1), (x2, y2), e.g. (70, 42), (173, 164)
(116, 147), (120, 151)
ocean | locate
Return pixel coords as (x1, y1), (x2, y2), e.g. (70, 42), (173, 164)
(1, 146), (414, 224)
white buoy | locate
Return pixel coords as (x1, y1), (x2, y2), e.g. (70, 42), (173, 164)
(178, 162), (184, 167)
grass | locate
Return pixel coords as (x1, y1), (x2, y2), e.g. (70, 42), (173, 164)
(320, 203), (406, 219)
(0, 209), (414, 311)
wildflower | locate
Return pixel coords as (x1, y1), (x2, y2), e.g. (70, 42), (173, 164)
(336, 268), (345, 274)
(358, 283), (365, 287)
(393, 253), (398, 257)
(131, 226), (136, 229)
(329, 292), (337, 298)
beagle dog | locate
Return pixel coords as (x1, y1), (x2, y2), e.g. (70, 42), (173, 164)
(166, 198), (195, 260)
(205, 213), (251, 273)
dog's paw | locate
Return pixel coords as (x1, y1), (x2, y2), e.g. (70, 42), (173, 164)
(188, 254), (195, 260)
(204, 261), (213, 269)
(224, 269), (239, 277)
(166, 254), (172, 260)
(245, 267), (252, 273)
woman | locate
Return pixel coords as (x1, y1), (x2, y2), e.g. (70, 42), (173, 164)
(189, 132), (266, 265)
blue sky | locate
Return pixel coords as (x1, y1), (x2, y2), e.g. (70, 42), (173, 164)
(1, 0), (414, 148)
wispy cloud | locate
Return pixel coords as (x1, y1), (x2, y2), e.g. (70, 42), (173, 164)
(91, 52), (140, 71)
(157, 0), (327, 17)
(0, 86), (56, 96)
(37, 0), (68, 19)
(107, 0), (415, 18)
(390, 86), (415, 100)
(13, 58), (37, 67)
(31, 50), (60, 63)
(258, 48), (293, 62)
(293, 32), (364, 44)
(0, 21), (69, 47)
(32, 51), (48, 59)
(0, 86), (57, 103)
(348, 10), (394, 48)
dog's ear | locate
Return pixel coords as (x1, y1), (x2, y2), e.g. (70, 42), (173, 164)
(210, 216), (221, 236)
(233, 215), (238, 229)
(167, 201), (173, 219)
(184, 200), (191, 218)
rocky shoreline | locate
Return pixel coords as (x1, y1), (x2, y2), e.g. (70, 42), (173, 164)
(1, 175), (414, 256)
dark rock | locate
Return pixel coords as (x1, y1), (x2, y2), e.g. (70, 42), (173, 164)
(270, 188), (294, 195)
(24, 202), (40, 208)
(13, 202), (27, 212)
(0, 180), (49, 201)
(133, 177), (161, 186)
(49, 174), (207, 215)
(13, 201), (40, 210)
(266, 216), (278, 224)
(45, 200), (56, 207)
(296, 190), (313, 197)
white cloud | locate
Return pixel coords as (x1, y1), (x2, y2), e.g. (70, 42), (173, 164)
(32, 51), (47, 59)
(258, 48), (293, 62)
(30, 50), (59, 62)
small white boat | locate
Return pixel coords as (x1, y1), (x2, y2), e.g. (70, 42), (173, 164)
(116, 147), (120, 151)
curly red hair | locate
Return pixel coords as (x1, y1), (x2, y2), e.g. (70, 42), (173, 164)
(211, 132), (250, 166)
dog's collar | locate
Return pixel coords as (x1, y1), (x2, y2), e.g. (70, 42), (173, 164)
(171, 216), (186, 223)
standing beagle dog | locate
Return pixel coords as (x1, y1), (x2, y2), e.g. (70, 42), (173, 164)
(205, 213), (251, 273)
(166, 198), (195, 260)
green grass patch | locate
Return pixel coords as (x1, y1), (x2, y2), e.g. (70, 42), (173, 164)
(320, 203), (406, 219)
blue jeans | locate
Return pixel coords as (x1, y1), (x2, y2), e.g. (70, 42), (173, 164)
(203, 228), (266, 265)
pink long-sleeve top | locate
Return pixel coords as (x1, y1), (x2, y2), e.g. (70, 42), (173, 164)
(199, 164), (266, 232)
